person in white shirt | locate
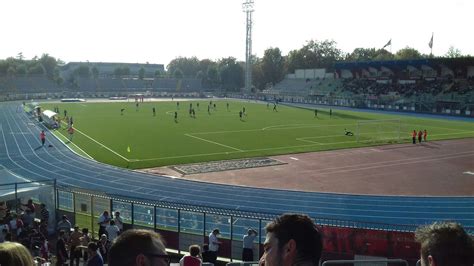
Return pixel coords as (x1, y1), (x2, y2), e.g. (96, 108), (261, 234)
(208, 229), (221, 264)
(113, 211), (123, 232)
(106, 220), (120, 242)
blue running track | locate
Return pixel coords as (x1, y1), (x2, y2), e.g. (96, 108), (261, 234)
(1, 102), (473, 231)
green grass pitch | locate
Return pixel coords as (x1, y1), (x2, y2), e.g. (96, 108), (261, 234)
(42, 100), (474, 169)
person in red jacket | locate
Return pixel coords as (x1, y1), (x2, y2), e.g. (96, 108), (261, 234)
(40, 130), (46, 146)
(180, 245), (201, 266)
(423, 129), (427, 142)
(412, 130), (417, 144)
(418, 130), (423, 143)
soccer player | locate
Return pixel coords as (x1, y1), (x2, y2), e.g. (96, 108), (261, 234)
(329, 108), (332, 117)
(423, 129), (427, 142)
(227, 102), (229, 111)
(243, 107), (246, 115)
(120, 108), (125, 115)
(174, 111), (178, 123)
(239, 110), (243, 121)
(135, 102), (139, 111)
(40, 130), (46, 146)
(197, 102), (200, 110)
(344, 128), (354, 136)
(412, 130), (417, 144)
(314, 109), (318, 117)
(177, 101), (180, 110)
(152, 107), (156, 116)
(64, 110), (67, 117)
(267, 102), (269, 109)
(208, 105), (211, 115)
(213, 103), (216, 110)
(418, 130), (423, 143)
(273, 103), (277, 112)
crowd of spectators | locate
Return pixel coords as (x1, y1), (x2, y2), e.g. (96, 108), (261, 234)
(341, 78), (457, 98)
(1, 202), (473, 266)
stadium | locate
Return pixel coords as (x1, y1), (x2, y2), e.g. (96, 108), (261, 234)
(1, 2), (474, 266)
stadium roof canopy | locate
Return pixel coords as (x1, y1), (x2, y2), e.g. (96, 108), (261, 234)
(335, 57), (474, 70)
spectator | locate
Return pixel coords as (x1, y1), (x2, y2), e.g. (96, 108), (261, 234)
(56, 230), (69, 266)
(108, 229), (169, 266)
(57, 215), (72, 235)
(0, 201), (8, 222)
(0, 241), (35, 266)
(87, 242), (104, 266)
(201, 244), (212, 263)
(242, 228), (258, 261)
(98, 234), (111, 264)
(180, 245), (201, 266)
(81, 228), (92, 262)
(208, 228), (221, 264)
(114, 211), (124, 232)
(98, 210), (111, 238)
(415, 222), (473, 266)
(106, 220), (120, 242)
(40, 203), (49, 224)
(259, 213), (323, 266)
(69, 225), (83, 266)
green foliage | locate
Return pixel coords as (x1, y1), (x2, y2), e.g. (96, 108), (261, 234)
(43, 101), (474, 169)
(138, 67), (145, 80)
(74, 65), (91, 78)
(287, 39), (343, 73)
(445, 46), (463, 58)
(173, 68), (184, 79)
(395, 46), (423, 60)
(114, 66), (130, 77)
(91, 66), (99, 79)
(259, 47), (286, 87)
(217, 57), (244, 90)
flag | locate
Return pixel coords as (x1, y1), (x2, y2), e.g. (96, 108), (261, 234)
(383, 39), (391, 49)
(428, 33), (434, 49)
(127, 146), (131, 153)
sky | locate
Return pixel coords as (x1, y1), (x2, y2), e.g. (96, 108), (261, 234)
(1, 0), (473, 68)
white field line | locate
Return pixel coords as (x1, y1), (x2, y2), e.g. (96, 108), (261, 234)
(54, 128), (94, 160)
(60, 122), (129, 162)
(296, 138), (322, 144)
(184, 133), (244, 152)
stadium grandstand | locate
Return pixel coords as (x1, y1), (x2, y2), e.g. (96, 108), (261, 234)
(262, 57), (474, 117)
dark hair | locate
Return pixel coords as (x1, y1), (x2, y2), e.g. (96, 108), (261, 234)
(415, 222), (473, 266)
(265, 213), (322, 264)
(202, 244), (209, 252)
(88, 242), (99, 252)
(108, 229), (166, 266)
(189, 245), (201, 257)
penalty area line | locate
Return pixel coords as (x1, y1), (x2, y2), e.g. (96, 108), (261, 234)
(184, 133), (244, 152)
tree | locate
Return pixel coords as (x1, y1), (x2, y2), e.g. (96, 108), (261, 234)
(167, 57), (200, 78)
(395, 47), (422, 60)
(74, 65), (91, 78)
(154, 69), (162, 78)
(261, 47), (286, 86)
(346, 48), (378, 61)
(445, 46), (462, 58)
(173, 68), (184, 79)
(286, 39), (342, 72)
(218, 57), (244, 91)
(91, 66), (99, 79)
(138, 67), (145, 80)
(206, 65), (219, 89)
(38, 54), (59, 79)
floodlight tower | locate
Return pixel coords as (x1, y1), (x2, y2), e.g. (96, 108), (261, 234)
(242, 0), (254, 93)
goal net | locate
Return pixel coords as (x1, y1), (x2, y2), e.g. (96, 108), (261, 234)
(356, 119), (401, 143)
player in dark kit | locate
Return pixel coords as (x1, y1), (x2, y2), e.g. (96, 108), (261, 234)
(314, 109), (318, 117)
(239, 111), (243, 120)
(120, 108), (125, 115)
(329, 109), (332, 117)
(152, 107), (156, 116)
(174, 111), (178, 122)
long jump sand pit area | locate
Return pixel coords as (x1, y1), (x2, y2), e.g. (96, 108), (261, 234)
(143, 138), (474, 196)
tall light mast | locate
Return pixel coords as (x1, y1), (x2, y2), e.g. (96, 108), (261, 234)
(242, 0), (254, 92)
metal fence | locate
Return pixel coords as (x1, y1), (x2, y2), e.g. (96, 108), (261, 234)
(56, 186), (268, 262)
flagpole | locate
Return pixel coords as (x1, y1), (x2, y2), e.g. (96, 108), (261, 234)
(430, 32), (433, 56)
